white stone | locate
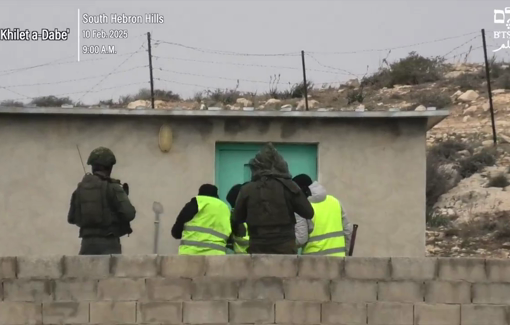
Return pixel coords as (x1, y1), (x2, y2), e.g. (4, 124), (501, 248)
(458, 90), (479, 102)
(415, 105), (426, 111)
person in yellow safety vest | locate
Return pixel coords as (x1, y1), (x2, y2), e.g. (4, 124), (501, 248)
(292, 174), (353, 256)
(226, 183), (249, 254)
(171, 184), (232, 255)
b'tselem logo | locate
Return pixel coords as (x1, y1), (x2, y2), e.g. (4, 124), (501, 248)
(494, 8), (510, 52)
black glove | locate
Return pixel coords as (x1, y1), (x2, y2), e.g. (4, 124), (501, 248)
(122, 183), (129, 196)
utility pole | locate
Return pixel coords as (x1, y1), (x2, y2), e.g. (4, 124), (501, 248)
(147, 32), (155, 109)
(301, 50), (309, 111)
(481, 29), (497, 146)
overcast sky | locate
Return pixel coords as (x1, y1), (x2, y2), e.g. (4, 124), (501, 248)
(0, 0), (509, 105)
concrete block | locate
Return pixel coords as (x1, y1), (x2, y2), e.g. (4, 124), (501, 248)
(283, 278), (330, 301)
(64, 255), (110, 279)
(17, 256), (63, 279)
(183, 301), (228, 324)
(54, 279), (97, 301)
(161, 255), (206, 278)
(473, 283), (510, 304)
(205, 255), (252, 278)
(229, 301), (274, 323)
(42, 302), (89, 324)
(0, 257), (16, 279)
(97, 278), (146, 301)
(3, 280), (52, 302)
(275, 301), (321, 324)
(345, 258), (390, 280)
(137, 302), (182, 324)
(391, 257), (437, 280)
(414, 303), (460, 325)
(438, 258), (487, 282)
(367, 302), (413, 325)
(322, 302), (367, 325)
(89, 301), (136, 324)
(111, 254), (159, 277)
(331, 279), (377, 303)
(297, 256), (343, 279)
(252, 255), (298, 278)
(238, 277), (284, 300)
(461, 304), (509, 325)
(146, 278), (191, 301)
(378, 281), (424, 302)
(424, 281), (471, 303)
(191, 277), (238, 300)
(0, 302), (42, 325)
(486, 259), (510, 283)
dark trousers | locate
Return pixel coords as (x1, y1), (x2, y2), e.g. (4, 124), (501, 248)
(247, 240), (297, 255)
(79, 237), (122, 255)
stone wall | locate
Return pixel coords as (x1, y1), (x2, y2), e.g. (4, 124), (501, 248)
(1, 255), (509, 325)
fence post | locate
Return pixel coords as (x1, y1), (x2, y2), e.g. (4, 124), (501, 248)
(481, 28), (497, 146)
(147, 32), (155, 109)
(301, 50), (309, 111)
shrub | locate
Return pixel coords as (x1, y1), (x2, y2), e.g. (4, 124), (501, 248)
(428, 140), (470, 163)
(414, 90), (452, 109)
(494, 72), (510, 89)
(346, 87), (365, 104)
(453, 73), (484, 91)
(487, 172), (510, 188)
(30, 96), (74, 107)
(207, 88), (240, 105)
(459, 148), (497, 178)
(0, 100), (24, 107)
(427, 215), (451, 228)
(134, 88), (180, 101)
(363, 52), (445, 89)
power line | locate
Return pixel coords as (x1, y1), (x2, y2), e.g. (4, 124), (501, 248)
(155, 67), (277, 84)
(4, 66), (147, 88)
(305, 53), (362, 77)
(441, 35), (480, 58)
(306, 31), (479, 55)
(77, 42), (146, 102)
(153, 55), (359, 75)
(0, 86), (31, 99)
(153, 39), (300, 57)
(0, 50), (145, 78)
(156, 78), (250, 92)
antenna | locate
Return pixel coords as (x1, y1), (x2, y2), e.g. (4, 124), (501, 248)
(76, 144), (86, 174)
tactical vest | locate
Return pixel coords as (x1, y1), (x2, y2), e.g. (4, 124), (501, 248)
(233, 223), (249, 254)
(178, 195), (231, 255)
(302, 195), (346, 256)
(73, 174), (114, 229)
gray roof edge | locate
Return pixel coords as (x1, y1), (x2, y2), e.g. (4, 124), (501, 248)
(0, 106), (450, 119)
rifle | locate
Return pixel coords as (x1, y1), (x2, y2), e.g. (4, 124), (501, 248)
(348, 224), (359, 256)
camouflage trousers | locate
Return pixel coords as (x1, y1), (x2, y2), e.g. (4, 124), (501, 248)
(79, 237), (122, 255)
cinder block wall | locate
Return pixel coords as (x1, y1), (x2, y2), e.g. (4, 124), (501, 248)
(0, 255), (509, 325)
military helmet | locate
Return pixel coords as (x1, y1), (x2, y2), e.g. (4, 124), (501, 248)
(87, 147), (116, 166)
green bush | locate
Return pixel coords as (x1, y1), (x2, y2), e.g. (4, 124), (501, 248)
(134, 88), (180, 101)
(363, 52), (445, 89)
(0, 100), (24, 107)
(459, 149), (497, 178)
(487, 172), (510, 188)
(453, 74), (484, 91)
(415, 90), (452, 109)
(30, 96), (74, 107)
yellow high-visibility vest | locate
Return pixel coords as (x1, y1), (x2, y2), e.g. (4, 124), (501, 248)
(178, 195), (231, 255)
(302, 195), (346, 256)
(233, 223), (249, 254)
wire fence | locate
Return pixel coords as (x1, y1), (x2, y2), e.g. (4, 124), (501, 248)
(0, 29), (507, 105)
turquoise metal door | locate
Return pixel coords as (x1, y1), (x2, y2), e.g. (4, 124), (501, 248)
(215, 143), (318, 205)
(215, 143), (318, 255)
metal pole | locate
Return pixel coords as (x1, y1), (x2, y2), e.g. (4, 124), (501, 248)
(147, 32), (155, 109)
(481, 29), (497, 146)
(301, 50), (309, 111)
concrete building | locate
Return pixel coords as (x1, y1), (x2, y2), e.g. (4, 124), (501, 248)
(0, 107), (447, 257)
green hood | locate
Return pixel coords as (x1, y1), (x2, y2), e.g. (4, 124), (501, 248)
(249, 143), (291, 180)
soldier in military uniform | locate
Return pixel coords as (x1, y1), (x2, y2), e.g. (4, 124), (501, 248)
(67, 147), (136, 255)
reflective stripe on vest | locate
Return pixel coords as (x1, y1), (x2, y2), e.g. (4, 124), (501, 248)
(179, 195), (231, 255)
(233, 223), (249, 254)
(302, 195), (346, 257)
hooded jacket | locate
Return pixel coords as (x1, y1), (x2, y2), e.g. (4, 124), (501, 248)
(233, 144), (314, 245)
(301, 181), (352, 248)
